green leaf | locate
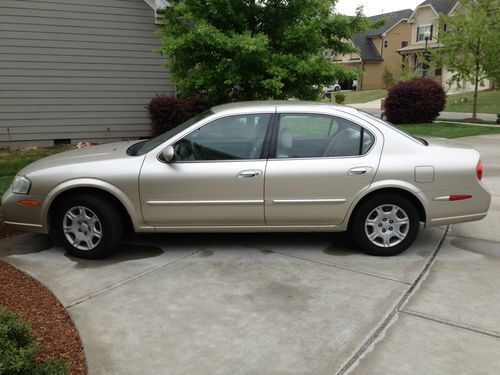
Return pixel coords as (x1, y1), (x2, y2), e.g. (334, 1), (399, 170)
(159, 0), (371, 104)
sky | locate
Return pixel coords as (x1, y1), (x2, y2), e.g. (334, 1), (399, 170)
(335, 0), (423, 16)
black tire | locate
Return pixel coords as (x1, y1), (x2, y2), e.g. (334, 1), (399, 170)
(350, 194), (420, 256)
(54, 193), (123, 259)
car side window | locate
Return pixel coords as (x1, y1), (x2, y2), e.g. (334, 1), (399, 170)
(276, 114), (374, 158)
(174, 114), (271, 161)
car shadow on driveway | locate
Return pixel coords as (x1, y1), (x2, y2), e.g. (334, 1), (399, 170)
(65, 242), (165, 269)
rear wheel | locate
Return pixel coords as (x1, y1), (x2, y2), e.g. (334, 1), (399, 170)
(350, 194), (420, 256)
(54, 194), (123, 259)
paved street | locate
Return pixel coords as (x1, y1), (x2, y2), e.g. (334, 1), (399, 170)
(1, 135), (499, 374)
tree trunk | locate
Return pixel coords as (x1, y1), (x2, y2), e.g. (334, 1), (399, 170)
(473, 58), (480, 120)
(472, 36), (482, 120)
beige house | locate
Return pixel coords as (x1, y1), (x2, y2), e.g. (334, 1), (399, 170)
(329, 9), (413, 91)
(397, 0), (491, 92)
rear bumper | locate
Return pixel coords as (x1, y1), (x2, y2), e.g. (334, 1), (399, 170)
(422, 183), (491, 227)
(428, 212), (488, 226)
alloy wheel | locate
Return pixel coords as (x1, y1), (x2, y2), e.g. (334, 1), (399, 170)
(63, 206), (103, 251)
(364, 204), (410, 248)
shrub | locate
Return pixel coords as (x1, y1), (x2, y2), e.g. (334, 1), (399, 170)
(334, 92), (346, 104)
(147, 95), (207, 137)
(382, 67), (396, 89)
(0, 309), (68, 375)
(384, 78), (446, 124)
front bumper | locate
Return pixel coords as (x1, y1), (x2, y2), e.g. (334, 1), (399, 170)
(1, 188), (47, 234)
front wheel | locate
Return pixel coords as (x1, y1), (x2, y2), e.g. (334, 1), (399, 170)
(54, 194), (123, 259)
(350, 194), (420, 256)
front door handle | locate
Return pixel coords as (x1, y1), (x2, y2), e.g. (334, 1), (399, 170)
(348, 167), (372, 176)
(237, 169), (263, 178)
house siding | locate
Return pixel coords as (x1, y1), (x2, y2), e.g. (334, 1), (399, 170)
(410, 6), (439, 46)
(360, 21), (412, 91)
(0, 0), (174, 147)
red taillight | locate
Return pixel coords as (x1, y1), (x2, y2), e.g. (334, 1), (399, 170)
(449, 195), (472, 201)
(477, 161), (483, 181)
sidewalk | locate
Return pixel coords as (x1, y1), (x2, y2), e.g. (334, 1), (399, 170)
(349, 99), (497, 122)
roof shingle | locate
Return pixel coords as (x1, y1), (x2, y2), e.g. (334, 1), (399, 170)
(351, 9), (412, 62)
(365, 9), (413, 37)
(416, 0), (458, 15)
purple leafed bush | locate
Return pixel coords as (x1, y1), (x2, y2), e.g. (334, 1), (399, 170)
(147, 95), (207, 137)
(384, 78), (446, 124)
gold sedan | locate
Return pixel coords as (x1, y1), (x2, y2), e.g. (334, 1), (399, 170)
(1, 102), (491, 258)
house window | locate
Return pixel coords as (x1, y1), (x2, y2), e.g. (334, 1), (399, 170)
(417, 25), (433, 42)
(401, 41), (408, 48)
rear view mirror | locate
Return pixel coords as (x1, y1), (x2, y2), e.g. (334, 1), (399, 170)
(162, 145), (175, 162)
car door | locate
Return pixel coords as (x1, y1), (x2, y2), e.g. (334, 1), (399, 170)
(264, 110), (383, 226)
(139, 113), (272, 227)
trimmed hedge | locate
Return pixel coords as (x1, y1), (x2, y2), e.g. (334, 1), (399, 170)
(384, 78), (446, 124)
(0, 309), (67, 375)
(335, 92), (346, 104)
(147, 95), (207, 137)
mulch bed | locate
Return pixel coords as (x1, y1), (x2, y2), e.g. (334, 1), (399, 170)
(0, 260), (87, 375)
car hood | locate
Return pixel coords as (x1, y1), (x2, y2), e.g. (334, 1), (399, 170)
(19, 141), (141, 176)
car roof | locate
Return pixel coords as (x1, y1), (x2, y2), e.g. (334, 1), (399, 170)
(211, 101), (361, 116)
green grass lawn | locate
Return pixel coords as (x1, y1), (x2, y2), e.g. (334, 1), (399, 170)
(342, 89), (387, 104)
(445, 90), (499, 114)
(0, 146), (73, 198)
(396, 122), (500, 139)
(321, 89), (387, 104)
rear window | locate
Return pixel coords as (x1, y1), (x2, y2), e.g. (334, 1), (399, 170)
(360, 111), (427, 146)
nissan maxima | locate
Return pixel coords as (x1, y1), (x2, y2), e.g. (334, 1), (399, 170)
(1, 102), (491, 258)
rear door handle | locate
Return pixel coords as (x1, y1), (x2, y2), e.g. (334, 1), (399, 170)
(348, 167), (372, 176)
(237, 169), (263, 178)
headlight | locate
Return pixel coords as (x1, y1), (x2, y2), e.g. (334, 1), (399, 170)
(12, 175), (31, 194)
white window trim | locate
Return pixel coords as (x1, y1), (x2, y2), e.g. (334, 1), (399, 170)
(416, 23), (433, 43)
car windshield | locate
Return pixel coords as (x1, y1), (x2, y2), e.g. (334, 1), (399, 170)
(360, 111), (427, 145)
(133, 109), (214, 156)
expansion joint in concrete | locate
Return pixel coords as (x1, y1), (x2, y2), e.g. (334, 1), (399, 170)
(66, 250), (201, 309)
(267, 249), (411, 285)
(400, 309), (500, 340)
(335, 225), (450, 375)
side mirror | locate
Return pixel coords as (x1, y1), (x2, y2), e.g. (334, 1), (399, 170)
(162, 145), (175, 162)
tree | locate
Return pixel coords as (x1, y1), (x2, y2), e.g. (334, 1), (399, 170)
(432, 0), (500, 118)
(158, 0), (371, 104)
(382, 67), (396, 88)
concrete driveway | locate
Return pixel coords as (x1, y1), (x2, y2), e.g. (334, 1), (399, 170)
(1, 135), (499, 375)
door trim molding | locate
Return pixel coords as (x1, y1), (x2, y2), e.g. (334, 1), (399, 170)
(271, 198), (347, 204)
(147, 199), (264, 206)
